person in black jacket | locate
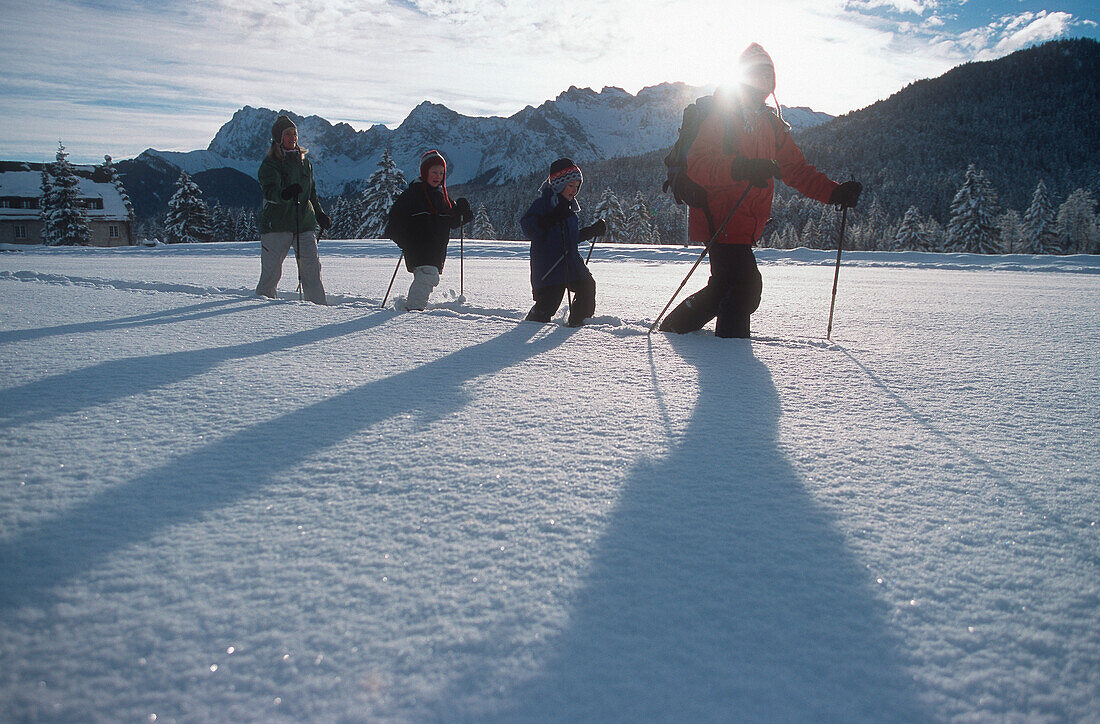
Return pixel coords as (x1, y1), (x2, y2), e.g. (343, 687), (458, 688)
(520, 158), (606, 326)
(384, 150), (472, 310)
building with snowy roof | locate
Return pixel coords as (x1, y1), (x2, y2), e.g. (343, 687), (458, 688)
(0, 161), (134, 246)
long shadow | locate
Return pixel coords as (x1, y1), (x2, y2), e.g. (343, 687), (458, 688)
(479, 336), (927, 721)
(0, 323), (562, 610)
(0, 304), (390, 429)
(0, 296), (256, 346)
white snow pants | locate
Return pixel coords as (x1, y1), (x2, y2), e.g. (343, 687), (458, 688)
(406, 265), (440, 310)
(256, 230), (327, 305)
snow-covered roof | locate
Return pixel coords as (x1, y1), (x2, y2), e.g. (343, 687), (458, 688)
(0, 165), (130, 221)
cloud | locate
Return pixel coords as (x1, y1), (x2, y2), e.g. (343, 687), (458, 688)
(956, 11), (1077, 59)
(0, 0), (1093, 163)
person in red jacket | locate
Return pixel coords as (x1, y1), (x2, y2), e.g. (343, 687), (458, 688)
(660, 43), (862, 338)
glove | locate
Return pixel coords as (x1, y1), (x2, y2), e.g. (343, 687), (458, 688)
(539, 197), (573, 229)
(830, 180), (863, 208)
(730, 158), (781, 188)
(454, 197), (473, 224)
(579, 218), (607, 242)
(315, 209), (332, 231)
(280, 183), (303, 201)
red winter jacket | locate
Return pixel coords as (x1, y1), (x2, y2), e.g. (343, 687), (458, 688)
(686, 102), (837, 245)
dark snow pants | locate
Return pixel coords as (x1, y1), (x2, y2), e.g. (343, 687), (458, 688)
(526, 276), (596, 327)
(659, 244), (762, 338)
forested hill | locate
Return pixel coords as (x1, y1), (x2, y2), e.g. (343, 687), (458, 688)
(796, 38), (1100, 223)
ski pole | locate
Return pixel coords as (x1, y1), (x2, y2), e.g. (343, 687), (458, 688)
(381, 252), (403, 308)
(293, 196), (303, 301)
(459, 221), (464, 298)
(826, 205), (849, 340)
(586, 233), (598, 263)
(648, 184), (753, 335)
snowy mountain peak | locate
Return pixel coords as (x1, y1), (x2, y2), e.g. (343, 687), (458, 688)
(136, 84), (833, 195)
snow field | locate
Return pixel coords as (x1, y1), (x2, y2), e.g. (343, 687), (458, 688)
(0, 240), (1098, 722)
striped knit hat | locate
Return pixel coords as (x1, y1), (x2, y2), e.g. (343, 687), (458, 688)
(547, 158), (583, 195)
(419, 149), (447, 182)
(739, 43), (776, 94)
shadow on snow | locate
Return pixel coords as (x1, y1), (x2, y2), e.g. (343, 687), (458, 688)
(0, 321), (563, 609)
(451, 335), (927, 722)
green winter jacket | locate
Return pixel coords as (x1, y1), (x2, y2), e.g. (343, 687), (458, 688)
(258, 149), (321, 235)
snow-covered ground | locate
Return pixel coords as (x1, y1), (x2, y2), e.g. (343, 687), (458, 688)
(1, 240), (1097, 722)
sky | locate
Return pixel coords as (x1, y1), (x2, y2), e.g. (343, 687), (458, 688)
(1, 0), (1096, 164)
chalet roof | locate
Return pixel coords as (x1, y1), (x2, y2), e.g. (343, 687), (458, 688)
(0, 161), (130, 221)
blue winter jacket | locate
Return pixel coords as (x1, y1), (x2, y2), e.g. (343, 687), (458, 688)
(521, 184), (591, 290)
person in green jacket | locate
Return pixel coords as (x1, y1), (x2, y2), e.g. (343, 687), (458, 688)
(256, 115), (331, 305)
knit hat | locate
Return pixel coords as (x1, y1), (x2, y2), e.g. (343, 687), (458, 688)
(271, 115), (297, 143)
(739, 43), (776, 94)
(420, 149), (447, 182)
(418, 149), (452, 210)
(547, 158), (582, 195)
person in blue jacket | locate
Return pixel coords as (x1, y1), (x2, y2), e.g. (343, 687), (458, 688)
(520, 158), (606, 326)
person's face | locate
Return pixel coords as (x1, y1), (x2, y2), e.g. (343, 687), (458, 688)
(561, 179), (581, 201)
(426, 164), (445, 187)
(280, 127), (298, 150)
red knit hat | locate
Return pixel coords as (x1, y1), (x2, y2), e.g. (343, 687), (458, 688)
(739, 43), (776, 94)
(420, 149), (447, 182)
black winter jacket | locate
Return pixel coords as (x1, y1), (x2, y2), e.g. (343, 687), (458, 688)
(385, 181), (461, 272)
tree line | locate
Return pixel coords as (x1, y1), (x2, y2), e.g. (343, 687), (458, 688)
(37, 142), (1097, 254)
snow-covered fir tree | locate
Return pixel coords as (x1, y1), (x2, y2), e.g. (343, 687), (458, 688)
(893, 206), (925, 251)
(234, 208), (258, 242)
(593, 188), (627, 243)
(1055, 187), (1098, 254)
(38, 168), (56, 244)
(1022, 179), (1059, 254)
(100, 155), (134, 222)
(357, 150), (406, 239)
(164, 172), (213, 243)
(43, 142), (92, 246)
(625, 191), (653, 244)
(472, 203), (496, 240)
(210, 203), (235, 242)
(945, 164), (1001, 254)
(996, 210), (1023, 253)
(326, 197), (354, 240)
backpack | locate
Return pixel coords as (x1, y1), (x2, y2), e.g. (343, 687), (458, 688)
(662, 95), (790, 234)
(662, 96), (715, 212)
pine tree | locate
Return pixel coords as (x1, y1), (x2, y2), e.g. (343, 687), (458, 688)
(625, 191), (653, 244)
(210, 203), (235, 242)
(472, 203), (496, 240)
(326, 197), (349, 240)
(39, 168), (56, 244)
(100, 154), (134, 222)
(45, 142), (93, 246)
(357, 150), (406, 239)
(593, 188), (627, 243)
(235, 208), (258, 241)
(1055, 188), (1097, 254)
(893, 206), (925, 251)
(996, 210), (1023, 253)
(945, 164), (1001, 254)
(1022, 179), (1059, 254)
(164, 172), (213, 243)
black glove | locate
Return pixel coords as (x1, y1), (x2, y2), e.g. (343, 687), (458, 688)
(454, 197), (473, 224)
(539, 197), (573, 229)
(315, 209), (331, 231)
(830, 180), (863, 208)
(280, 183), (303, 201)
(730, 158), (781, 188)
(579, 218), (607, 242)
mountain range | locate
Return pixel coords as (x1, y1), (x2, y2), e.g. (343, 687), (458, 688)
(117, 38), (1100, 234)
(117, 83), (831, 219)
